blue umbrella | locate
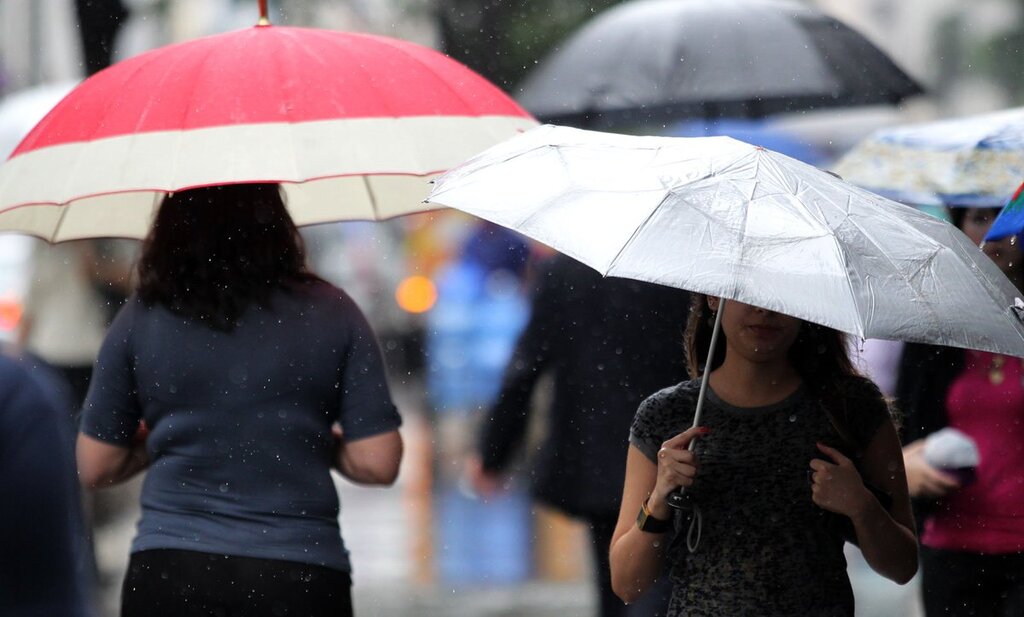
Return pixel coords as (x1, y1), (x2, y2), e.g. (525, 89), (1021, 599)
(984, 181), (1024, 242)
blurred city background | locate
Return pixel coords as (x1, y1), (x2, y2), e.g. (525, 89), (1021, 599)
(3, 0), (1023, 615)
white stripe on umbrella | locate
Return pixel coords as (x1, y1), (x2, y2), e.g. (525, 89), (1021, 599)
(0, 115), (535, 241)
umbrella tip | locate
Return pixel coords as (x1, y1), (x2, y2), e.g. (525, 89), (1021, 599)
(257, 0), (271, 26)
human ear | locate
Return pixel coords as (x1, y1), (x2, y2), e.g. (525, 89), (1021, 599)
(707, 296), (720, 312)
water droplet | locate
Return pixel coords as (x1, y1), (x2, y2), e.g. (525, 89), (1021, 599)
(219, 483), (230, 493)
(789, 414), (797, 422)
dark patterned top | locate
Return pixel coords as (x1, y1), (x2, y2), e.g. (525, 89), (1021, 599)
(630, 378), (889, 617)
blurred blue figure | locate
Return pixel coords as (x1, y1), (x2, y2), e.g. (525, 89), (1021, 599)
(0, 350), (91, 617)
(425, 221), (533, 585)
(427, 222), (531, 415)
(667, 118), (828, 165)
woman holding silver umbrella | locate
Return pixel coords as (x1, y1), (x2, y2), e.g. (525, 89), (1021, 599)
(610, 295), (918, 615)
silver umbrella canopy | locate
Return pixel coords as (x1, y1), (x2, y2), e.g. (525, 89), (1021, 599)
(517, 0), (923, 129)
(427, 124), (1024, 358)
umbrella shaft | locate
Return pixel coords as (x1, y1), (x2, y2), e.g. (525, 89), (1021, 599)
(667, 299), (725, 511)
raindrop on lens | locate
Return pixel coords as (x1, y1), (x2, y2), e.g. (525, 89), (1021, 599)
(219, 483), (230, 493)
(789, 414), (797, 423)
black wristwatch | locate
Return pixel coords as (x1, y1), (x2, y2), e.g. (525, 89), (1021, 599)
(636, 496), (671, 533)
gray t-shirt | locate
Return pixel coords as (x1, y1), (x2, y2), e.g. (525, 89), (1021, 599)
(630, 378), (888, 617)
(81, 282), (401, 572)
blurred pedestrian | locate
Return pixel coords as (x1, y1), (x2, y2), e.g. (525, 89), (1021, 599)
(0, 350), (91, 617)
(897, 204), (1024, 617)
(611, 295), (917, 615)
(76, 184), (403, 617)
(74, 0), (129, 76)
(466, 252), (689, 616)
(20, 240), (134, 410)
(427, 221), (534, 585)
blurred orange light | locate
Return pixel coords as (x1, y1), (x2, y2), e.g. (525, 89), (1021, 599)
(396, 276), (437, 314)
(0, 299), (22, 331)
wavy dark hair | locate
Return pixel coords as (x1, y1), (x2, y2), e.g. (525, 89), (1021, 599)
(683, 293), (885, 452)
(137, 183), (319, 330)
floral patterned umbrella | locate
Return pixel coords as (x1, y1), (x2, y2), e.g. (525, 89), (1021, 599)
(834, 107), (1024, 208)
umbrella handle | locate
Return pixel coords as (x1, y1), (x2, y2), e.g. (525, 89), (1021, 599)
(666, 298), (725, 511)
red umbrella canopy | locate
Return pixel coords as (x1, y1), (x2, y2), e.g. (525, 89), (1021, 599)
(0, 25), (535, 241)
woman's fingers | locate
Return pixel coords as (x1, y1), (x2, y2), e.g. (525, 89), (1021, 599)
(662, 425), (711, 450)
(919, 467), (961, 498)
(816, 442), (852, 466)
(653, 426), (710, 495)
(656, 446), (699, 489)
(808, 458), (832, 472)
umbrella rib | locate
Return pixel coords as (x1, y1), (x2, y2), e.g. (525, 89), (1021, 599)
(841, 198), (944, 336)
(362, 175), (381, 220)
(605, 190), (674, 276)
(49, 198), (74, 242)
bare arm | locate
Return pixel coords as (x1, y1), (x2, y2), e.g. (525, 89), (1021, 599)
(810, 420), (918, 584)
(76, 432), (149, 489)
(610, 426), (705, 602)
(334, 428), (403, 486)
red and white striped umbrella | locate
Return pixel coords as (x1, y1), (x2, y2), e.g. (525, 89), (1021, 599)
(0, 18), (535, 241)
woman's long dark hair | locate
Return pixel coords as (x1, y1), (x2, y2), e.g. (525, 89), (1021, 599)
(684, 294), (882, 452)
(137, 183), (318, 330)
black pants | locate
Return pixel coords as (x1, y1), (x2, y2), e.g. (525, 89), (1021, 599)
(122, 549), (353, 617)
(921, 546), (1024, 617)
(590, 517), (672, 617)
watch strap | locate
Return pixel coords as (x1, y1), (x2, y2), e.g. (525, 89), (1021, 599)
(636, 497), (671, 533)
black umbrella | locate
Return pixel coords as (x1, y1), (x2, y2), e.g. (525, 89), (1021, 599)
(516, 0), (924, 129)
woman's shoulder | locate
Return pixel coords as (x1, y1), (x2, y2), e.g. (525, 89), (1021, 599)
(630, 380), (701, 457)
(825, 373), (894, 447)
(834, 373), (886, 406)
(634, 380), (702, 426)
(641, 379), (702, 407)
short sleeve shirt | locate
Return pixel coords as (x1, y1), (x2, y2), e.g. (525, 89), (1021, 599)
(630, 377), (889, 617)
(81, 282), (401, 572)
